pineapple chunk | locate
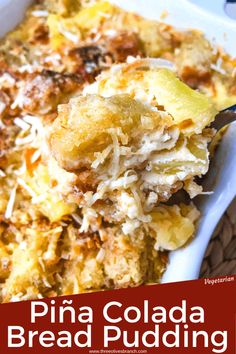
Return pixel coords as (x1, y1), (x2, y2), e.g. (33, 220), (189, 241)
(3, 247), (42, 301)
(3, 226), (62, 302)
(147, 68), (217, 134)
(47, 1), (115, 49)
(74, 1), (116, 30)
(47, 14), (66, 50)
(150, 204), (200, 251)
(0, 241), (11, 280)
(22, 163), (76, 222)
(91, 62), (218, 135)
(47, 14), (82, 50)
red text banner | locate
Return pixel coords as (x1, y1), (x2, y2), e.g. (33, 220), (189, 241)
(0, 275), (235, 353)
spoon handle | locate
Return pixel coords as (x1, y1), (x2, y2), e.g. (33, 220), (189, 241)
(211, 104), (236, 131)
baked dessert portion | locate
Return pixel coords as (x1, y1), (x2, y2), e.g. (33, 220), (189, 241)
(49, 65), (215, 229)
(0, 0), (235, 302)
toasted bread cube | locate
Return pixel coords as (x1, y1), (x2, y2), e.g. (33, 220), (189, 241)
(176, 32), (214, 88)
(49, 94), (173, 170)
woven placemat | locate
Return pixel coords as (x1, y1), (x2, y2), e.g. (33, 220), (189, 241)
(200, 197), (236, 278)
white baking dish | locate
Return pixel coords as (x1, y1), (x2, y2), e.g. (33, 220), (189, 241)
(1, 0), (236, 283)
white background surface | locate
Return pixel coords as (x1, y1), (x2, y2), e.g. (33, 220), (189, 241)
(0, 0), (236, 282)
(189, 0), (236, 20)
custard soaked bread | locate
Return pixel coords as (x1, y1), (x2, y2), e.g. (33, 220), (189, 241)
(50, 65), (215, 229)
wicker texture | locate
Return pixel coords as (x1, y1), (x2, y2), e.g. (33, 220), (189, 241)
(200, 198), (236, 277)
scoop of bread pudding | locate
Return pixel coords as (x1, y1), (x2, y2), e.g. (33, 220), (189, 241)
(49, 65), (216, 230)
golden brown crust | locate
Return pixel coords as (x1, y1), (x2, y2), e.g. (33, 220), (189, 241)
(49, 93), (173, 170)
(17, 70), (84, 115)
(105, 31), (143, 63)
(175, 32), (214, 88)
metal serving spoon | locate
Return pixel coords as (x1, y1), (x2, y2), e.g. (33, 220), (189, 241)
(225, 0), (236, 20)
(211, 104), (236, 131)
